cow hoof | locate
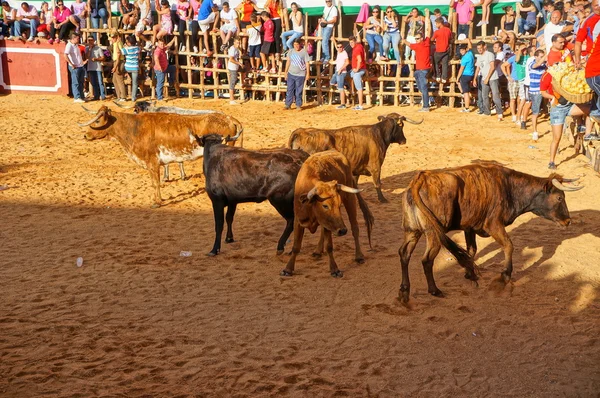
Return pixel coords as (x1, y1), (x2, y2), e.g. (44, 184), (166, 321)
(280, 269), (293, 277)
(355, 257), (365, 264)
(429, 289), (444, 297)
(464, 270), (479, 281)
(331, 270), (344, 278)
(225, 237), (235, 243)
(501, 271), (512, 284)
(378, 197), (389, 203)
(151, 203), (161, 209)
(399, 286), (410, 303)
(311, 252), (322, 258)
(276, 249), (284, 255)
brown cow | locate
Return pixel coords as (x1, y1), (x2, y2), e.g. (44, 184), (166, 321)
(399, 163), (583, 302)
(281, 150), (374, 278)
(78, 106), (243, 207)
(288, 113), (422, 203)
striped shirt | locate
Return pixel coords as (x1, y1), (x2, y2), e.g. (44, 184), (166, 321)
(528, 60), (546, 94)
(121, 46), (140, 72)
(384, 16), (398, 34)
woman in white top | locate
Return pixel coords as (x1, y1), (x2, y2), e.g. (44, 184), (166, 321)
(364, 5), (383, 61)
(281, 2), (303, 53)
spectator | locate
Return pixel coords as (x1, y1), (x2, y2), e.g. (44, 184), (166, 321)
(151, 0), (173, 49)
(197, 0), (220, 55)
(235, 0), (259, 33)
(526, 48), (547, 140)
(318, 0), (338, 65)
(134, 0), (152, 45)
(432, 17), (452, 84)
(88, 0), (111, 40)
(64, 32), (87, 103)
(265, 0), (284, 57)
(86, 36), (106, 101)
(15, 2), (39, 42)
(451, 0), (474, 40)
(542, 0), (555, 22)
(477, 0), (494, 27)
(405, 32), (432, 112)
(174, 0), (190, 52)
(219, 2), (238, 52)
(363, 5), (383, 61)
(37, 1), (52, 38)
(119, 0), (138, 30)
(260, 11), (276, 73)
(491, 41), (506, 120)
(110, 30), (127, 101)
(381, 6), (400, 63)
(517, 0), (538, 34)
(573, 0), (599, 62)
(456, 42), (475, 112)
(330, 40), (350, 109)
(500, 5), (517, 32)
(122, 35), (141, 102)
(429, 8), (447, 33)
(284, 38), (310, 110)
(49, 0), (73, 44)
(188, 0), (201, 53)
(547, 33), (572, 65)
(154, 37), (169, 100)
(69, 0), (87, 34)
(282, 2), (303, 54)
(1, 1), (17, 39)
(502, 42), (529, 126)
(584, 22), (600, 128)
(474, 41), (502, 119)
(227, 37), (243, 105)
(349, 35), (366, 111)
(543, 10), (573, 50)
(247, 13), (262, 71)
(404, 8), (424, 61)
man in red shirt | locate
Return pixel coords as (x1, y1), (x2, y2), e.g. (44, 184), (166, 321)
(431, 17), (451, 83)
(586, 29), (600, 125)
(547, 34), (573, 66)
(573, 0), (600, 64)
(406, 33), (432, 112)
(153, 37), (169, 100)
(349, 36), (366, 111)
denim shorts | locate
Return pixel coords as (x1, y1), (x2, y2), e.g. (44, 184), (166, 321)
(459, 75), (473, 93)
(549, 103), (574, 126)
(351, 69), (366, 90)
(330, 71), (347, 91)
(530, 93), (543, 115)
(248, 44), (260, 58)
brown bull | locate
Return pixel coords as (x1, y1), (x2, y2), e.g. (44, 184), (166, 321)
(282, 150), (374, 278)
(78, 106), (242, 207)
(399, 163), (583, 302)
(288, 113), (422, 203)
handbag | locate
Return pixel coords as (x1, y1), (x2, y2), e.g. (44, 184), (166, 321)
(320, 6), (333, 28)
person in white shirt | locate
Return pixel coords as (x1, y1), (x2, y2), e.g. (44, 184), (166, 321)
(227, 37), (243, 105)
(219, 1), (238, 52)
(318, 0), (338, 64)
(542, 10), (572, 50)
(281, 2), (303, 53)
(64, 32), (87, 103)
(14, 2), (39, 41)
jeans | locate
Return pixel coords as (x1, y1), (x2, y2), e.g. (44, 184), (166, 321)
(433, 51), (449, 80)
(155, 70), (166, 100)
(517, 18), (536, 34)
(489, 78), (503, 116)
(90, 7), (108, 40)
(414, 69), (430, 109)
(533, 0), (545, 20)
(0, 20), (9, 37)
(178, 20), (192, 48)
(68, 64), (85, 100)
(351, 69), (365, 90)
(88, 70), (106, 99)
(383, 31), (401, 63)
(320, 26), (333, 62)
(365, 33), (383, 58)
(587, 76), (600, 120)
(330, 71), (347, 91)
(286, 73), (305, 107)
(457, 24), (469, 37)
(15, 19), (39, 39)
(127, 70), (139, 101)
(281, 30), (302, 52)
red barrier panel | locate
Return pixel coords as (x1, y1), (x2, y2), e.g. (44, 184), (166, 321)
(0, 40), (69, 95)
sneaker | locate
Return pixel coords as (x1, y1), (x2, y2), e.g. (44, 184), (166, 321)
(584, 133), (600, 141)
(512, 116), (517, 123)
(0, 35), (4, 40)
(479, 112), (490, 116)
(173, 25), (179, 33)
(498, 117), (503, 122)
(353, 105), (364, 111)
(532, 131), (539, 141)
(144, 42), (152, 50)
(537, 12), (543, 18)
(180, 45), (186, 52)
(476, 21), (484, 27)
(48, 38), (54, 44)
(337, 104), (347, 109)
(229, 100), (239, 105)
(284, 105), (290, 110)
(201, 48), (207, 54)
(520, 121), (526, 130)
(74, 98), (85, 103)
(103, 24), (108, 29)
(118, 98), (127, 102)
(27, 37), (34, 42)
(220, 44), (227, 52)
(548, 162), (557, 170)
(418, 107), (430, 112)
(490, 109), (497, 115)
(460, 108), (471, 113)
(145, 25), (151, 30)
(193, 46), (198, 53)
(436, 77), (441, 82)
(441, 79), (447, 84)
(476, 110), (483, 115)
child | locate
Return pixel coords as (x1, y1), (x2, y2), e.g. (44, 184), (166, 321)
(227, 37), (243, 105)
(153, 37), (169, 100)
(260, 11), (276, 74)
(151, 0), (172, 49)
(69, 0), (87, 33)
(247, 13), (261, 71)
(122, 35), (141, 101)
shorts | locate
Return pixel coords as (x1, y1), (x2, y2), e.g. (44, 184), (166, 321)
(549, 102), (574, 126)
(221, 23), (237, 33)
(248, 44), (261, 58)
(260, 40), (274, 55)
(351, 69), (366, 91)
(161, 20), (173, 34)
(530, 93), (543, 114)
(240, 21), (250, 29)
(199, 14), (215, 32)
(228, 70), (238, 90)
(330, 71), (347, 91)
(136, 17), (152, 32)
(508, 80), (519, 100)
(517, 80), (526, 99)
(459, 75), (473, 93)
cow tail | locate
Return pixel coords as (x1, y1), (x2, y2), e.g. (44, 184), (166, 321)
(410, 173), (475, 271)
(288, 130), (299, 149)
(356, 192), (374, 249)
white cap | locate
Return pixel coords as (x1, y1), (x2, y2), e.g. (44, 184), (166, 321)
(458, 33), (467, 40)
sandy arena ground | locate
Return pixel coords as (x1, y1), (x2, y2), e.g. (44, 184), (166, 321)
(1, 94), (599, 397)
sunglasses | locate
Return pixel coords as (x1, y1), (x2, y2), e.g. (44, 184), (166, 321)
(336, 45), (343, 48)
(415, 37), (422, 40)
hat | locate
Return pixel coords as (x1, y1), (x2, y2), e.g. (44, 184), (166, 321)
(458, 33), (467, 40)
(109, 29), (120, 38)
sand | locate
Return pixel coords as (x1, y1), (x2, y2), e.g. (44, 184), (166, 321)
(1, 94), (599, 397)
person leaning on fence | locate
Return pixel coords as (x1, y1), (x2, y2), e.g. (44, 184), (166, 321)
(432, 17), (451, 84)
(37, 2), (52, 38)
(1, 2), (17, 39)
(88, 0), (111, 41)
(363, 5), (384, 62)
(405, 31), (432, 112)
(153, 37), (169, 101)
(64, 32), (87, 103)
(349, 36), (367, 111)
(110, 30), (127, 102)
(15, 2), (39, 42)
(219, 2), (238, 53)
(197, 1), (220, 55)
(456, 41), (475, 112)
(429, 8), (447, 33)
(330, 38), (350, 109)
(86, 36), (107, 101)
(227, 37), (244, 105)
(174, 0), (190, 52)
(404, 8), (424, 61)
(119, 0), (138, 30)
(284, 38), (310, 111)
(281, 2), (303, 54)
(318, 0), (338, 66)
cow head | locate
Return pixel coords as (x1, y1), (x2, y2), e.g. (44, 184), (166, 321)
(299, 181), (362, 236)
(79, 106), (113, 140)
(531, 174), (583, 226)
(133, 100), (156, 114)
(378, 113), (422, 146)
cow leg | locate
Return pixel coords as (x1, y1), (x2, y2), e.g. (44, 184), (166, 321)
(464, 229), (478, 280)
(149, 167), (162, 208)
(163, 164), (170, 182)
(344, 194), (365, 264)
(422, 233), (443, 297)
(398, 230), (421, 303)
(179, 163), (186, 180)
(312, 227), (325, 258)
(268, 199), (294, 255)
(225, 203), (237, 243)
(208, 201), (225, 256)
(281, 221), (305, 276)
(371, 167), (388, 203)
(325, 229), (342, 277)
(488, 226), (514, 283)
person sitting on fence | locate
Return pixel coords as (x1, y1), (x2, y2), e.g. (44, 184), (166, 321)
(1, 1), (17, 39)
(150, 0), (173, 50)
(260, 11), (277, 74)
(456, 41), (475, 112)
(450, 0), (474, 40)
(432, 17), (452, 84)
(37, 1), (52, 38)
(517, 0), (538, 35)
(174, 0), (190, 51)
(247, 13), (262, 71)
(330, 38), (350, 109)
(88, 0), (111, 39)
(122, 35), (141, 102)
(119, 0), (138, 30)
(219, 2), (238, 52)
(429, 8), (447, 33)
(197, 0), (220, 55)
(227, 37), (244, 105)
(235, 0), (259, 52)
(284, 38), (310, 111)
(64, 32), (87, 103)
(502, 42), (529, 126)
(188, 0), (200, 53)
(15, 2), (39, 42)
(153, 37), (169, 101)
(86, 36), (107, 101)
(403, 8), (424, 61)
(349, 35), (366, 111)
(405, 31), (432, 112)
(135, 0), (152, 43)
(363, 5), (384, 62)
(380, 6), (400, 62)
(526, 48), (547, 140)
(477, 0), (494, 28)
(265, 0), (284, 58)
(48, 1), (73, 44)
(69, 0), (86, 34)
(500, 5), (516, 33)
(282, 2), (303, 55)
(318, 0), (338, 66)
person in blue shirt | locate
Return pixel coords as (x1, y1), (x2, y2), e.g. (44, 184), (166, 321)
(456, 43), (475, 112)
(121, 35), (141, 102)
(197, 0), (219, 54)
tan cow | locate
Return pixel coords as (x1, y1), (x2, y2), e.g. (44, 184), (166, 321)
(281, 150), (374, 278)
(78, 106), (243, 207)
(288, 113), (422, 202)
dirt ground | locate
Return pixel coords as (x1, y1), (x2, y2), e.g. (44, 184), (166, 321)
(1, 94), (599, 397)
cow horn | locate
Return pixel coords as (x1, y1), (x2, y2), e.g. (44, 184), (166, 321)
(337, 184), (363, 194)
(81, 105), (97, 114)
(112, 100), (134, 109)
(306, 186), (319, 201)
(225, 126), (244, 142)
(400, 116), (424, 125)
(561, 177), (580, 183)
(552, 178), (584, 192)
(77, 112), (104, 127)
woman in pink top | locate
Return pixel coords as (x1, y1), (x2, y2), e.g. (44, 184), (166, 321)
(175, 0), (191, 51)
(68, 0), (87, 32)
(49, 0), (74, 43)
(151, 0), (173, 47)
(264, 0), (284, 55)
(188, 0), (201, 52)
